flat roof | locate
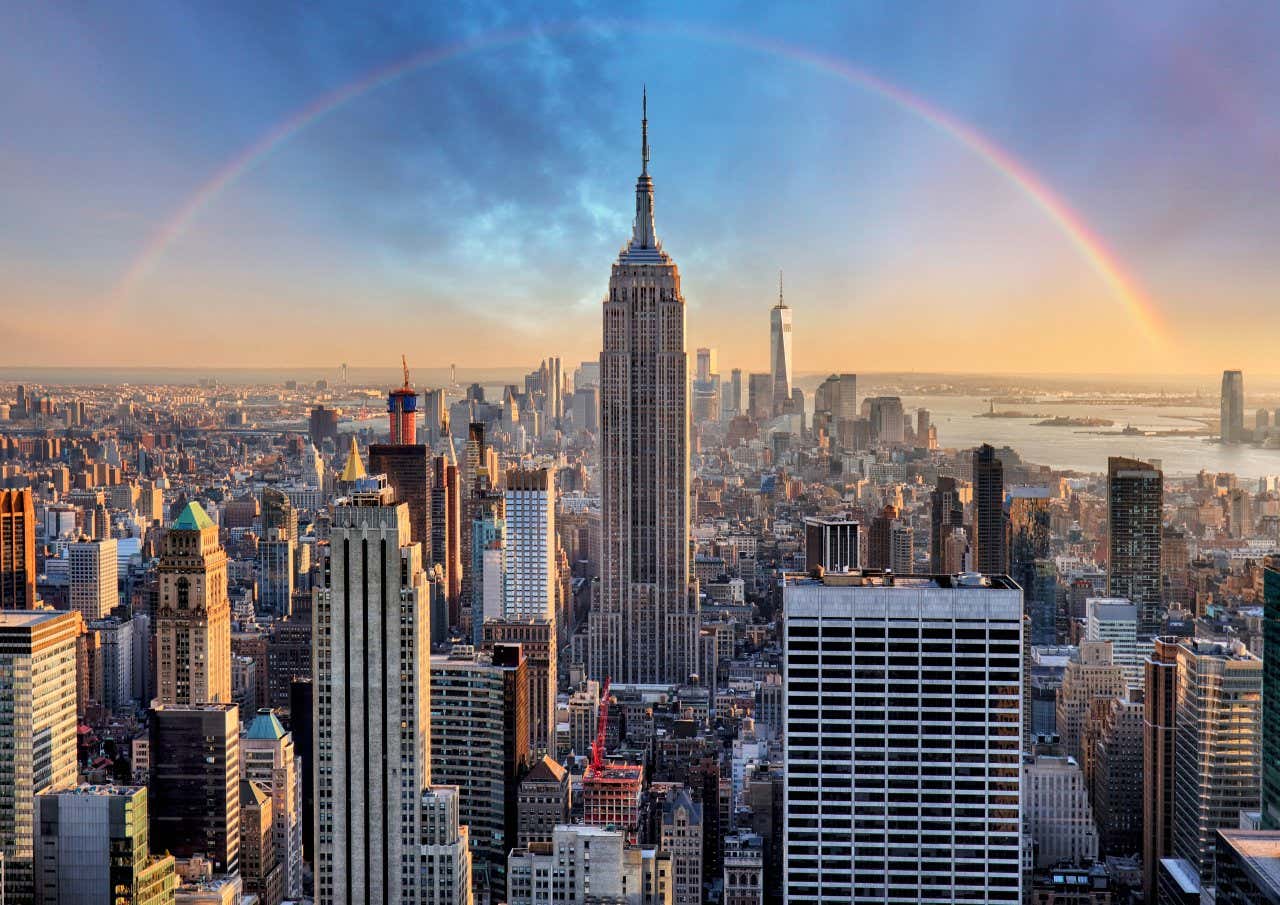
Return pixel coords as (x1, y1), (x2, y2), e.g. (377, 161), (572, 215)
(1219, 829), (1280, 894)
(783, 569), (1020, 591)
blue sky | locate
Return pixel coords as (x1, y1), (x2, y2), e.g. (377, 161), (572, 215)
(3, 1), (1278, 374)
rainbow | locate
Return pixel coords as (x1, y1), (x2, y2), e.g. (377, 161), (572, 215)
(109, 20), (1168, 345)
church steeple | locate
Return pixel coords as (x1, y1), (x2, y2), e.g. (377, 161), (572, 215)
(631, 88), (657, 250)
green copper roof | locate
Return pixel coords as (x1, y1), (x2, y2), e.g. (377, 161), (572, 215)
(245, 709), (287, 741)
(172, 501), (215, 531)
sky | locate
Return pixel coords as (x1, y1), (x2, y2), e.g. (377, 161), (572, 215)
(2, 1), (1278, 376)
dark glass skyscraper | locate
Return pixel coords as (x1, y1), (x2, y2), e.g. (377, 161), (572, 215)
(1107, 457), (1163, 633)
(972, 444), (1006, 575)
(1263, 559), (1280, 829)
(929, 476), (965, 573)
(1220, 369), (1245, 443)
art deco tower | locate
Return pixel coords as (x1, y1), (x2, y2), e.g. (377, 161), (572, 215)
(155, 501), (231, 706)
(591, 92), (698, 685)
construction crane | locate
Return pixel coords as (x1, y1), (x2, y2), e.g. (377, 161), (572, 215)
(401, 354), (411, 390)
(590, 676), (611, 773)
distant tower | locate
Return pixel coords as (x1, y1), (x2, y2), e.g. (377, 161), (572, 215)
(592, 89), (698, 685)
(388, 355), (418, 444)
(1221, 369), (1244, 443)
(770, 271), (792, 416)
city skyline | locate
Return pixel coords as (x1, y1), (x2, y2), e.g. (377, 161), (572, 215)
(4, 3), (1279, 374)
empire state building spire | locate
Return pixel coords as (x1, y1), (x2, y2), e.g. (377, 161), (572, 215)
(632, 87), (658, 250)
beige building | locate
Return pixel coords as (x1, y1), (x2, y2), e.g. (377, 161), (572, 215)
(1055, 640), (1127, 770)
(591, 95), (698, 685)
(515, 755), (570, 848)
(156, 502), (231, 706)
(69, 537), (118, 621)
(507, 824), (672, 905)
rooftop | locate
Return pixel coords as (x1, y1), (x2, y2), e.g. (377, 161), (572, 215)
(784, 569), (1020, 591)
(1218, 829), (1280, 893)
(172, 501), (215, 531)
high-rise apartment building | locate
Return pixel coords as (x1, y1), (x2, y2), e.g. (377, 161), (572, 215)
(1221, 369), (1245, 443)
(770, 276), (792, 416)
(149, 703), (241, 874)
(432, 454), (462, 622)
(0, 489), (37, 609)
(258, 487), (298, 616)
(430, 647), (526, 891)
(972, 444), (1006, 576)
(482, 618), (558, 756)
(34, 785), (177, 905)
(156, 502), (231, 706)
(0, 611), (80, 903)
(69, 537), (118, 621)
(1107, 457), (1163, 633)
(242, 708), (304, 900)
(503, 468), (556, 620)
(1090, 693), (1144, 856)
(470, 489), (504, 645)
(783, 571), (1023, 903)
(314, 485), (431, 905)
(1084, 598), (1148, 689)
(592, 93), (698, 686)
(1055, 640), (1128, 768)
(1170, 639), (1262, 882)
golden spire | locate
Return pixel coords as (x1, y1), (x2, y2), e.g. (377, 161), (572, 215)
(339, 435), (366, 482)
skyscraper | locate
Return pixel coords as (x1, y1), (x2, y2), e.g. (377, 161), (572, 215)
(69, 536), (119, 620)
(368, 443), (432, 559)
(156, 501), (231, 706)
(803, 516), (859, 572)
(149, 703), (241, 874)
(242, 708), (304, 899)
(503, 469), (556, 621)
(0, 610), (80, 903)
(34, 785), (177, 905)
(1143, 638), (1179, 896)
(0, 489), (37, 609)
(258, 487), (297, 616)
(388, 357), (419, 444)
(782, 571), (1023, 903)
(972, 444), (1006, 575)
(592, 92), (698, 685)
(770, 273), (792, 416)
(419, 785), (473, 905)
(1221, 369), (1245, 443)
(1107, 457), (1163, 633)
(929, 476), (966, 573)
(1263, 561), (1280, 829)
(432, 453), (463, 623)
(314, 484), (432, 905)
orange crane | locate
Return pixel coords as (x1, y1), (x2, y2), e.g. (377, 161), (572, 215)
(590, 676), (611, 773)
(401, 354), (411, 390)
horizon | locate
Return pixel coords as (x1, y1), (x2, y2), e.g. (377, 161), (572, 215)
(4, 2), (1279, 373)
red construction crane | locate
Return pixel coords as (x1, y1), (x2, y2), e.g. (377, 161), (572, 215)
(590, 676), (611, 773)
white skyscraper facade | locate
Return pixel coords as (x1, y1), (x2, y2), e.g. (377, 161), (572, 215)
(502, 468), (555, 620)
(592, 93), (698, 685)
(783, 573), (1023, 904)
(314, 484), (431, 905)
(69, 537), (118, 621)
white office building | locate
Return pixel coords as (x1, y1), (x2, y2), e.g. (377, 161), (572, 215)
(502, 468), (556, 620)
(1084, 597), (1150, 690)
(70, 537), (118, 620)
(1022, 754), (1099, 868)
(783, 571), (1023, 904)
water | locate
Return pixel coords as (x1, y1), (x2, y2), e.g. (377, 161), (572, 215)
(900, 395), (1280, 480)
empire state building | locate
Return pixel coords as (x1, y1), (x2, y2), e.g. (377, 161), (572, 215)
(590, 93), (699, 685)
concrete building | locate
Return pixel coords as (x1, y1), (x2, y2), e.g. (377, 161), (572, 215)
(0, 610), (80, 903)
(803, 516), (859, 573)
(1215, 828), (1280, 904)
(1084, 598), (1148, 689)
(1090, 693), (1145, 857)
(503, 468), (556, 620)
(240, 779), (283, 905)
(592, 93), (699, 686)
(782, 571), (1023, 903)
(420, 785), (474, 905)
(722, 833), (764, 905)
(156, 502), (231, 706)
(149, 704), (241, 874)
(660, 787), (702, 905)
(34, 785), (177, 905)
(516, 755), (570, 848)
(1144, 638), (1180, 895)
(70, 537), (118, 621)
(1023, 754), (1099, 868)
(482, 617), (557, 756)
(314, 483), (432, 905)
(507, 824), (672, 905)
(1055, 640), (1127, 769)
(241, 708), (303, 899)
(89, 614), (135, 714)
